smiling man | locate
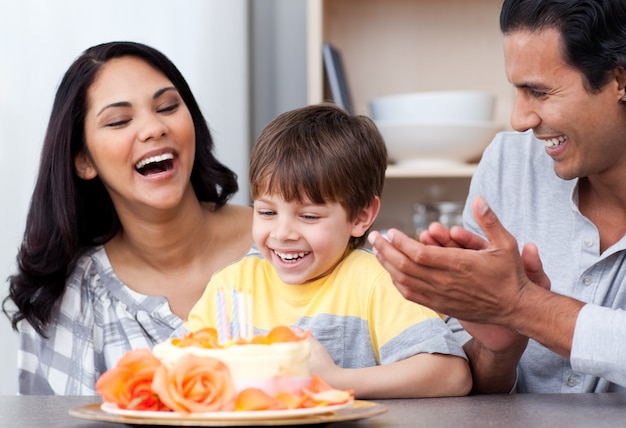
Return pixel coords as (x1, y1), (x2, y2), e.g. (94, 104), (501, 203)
(368, 0), (626, 394)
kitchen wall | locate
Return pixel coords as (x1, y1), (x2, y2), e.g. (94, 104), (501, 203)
(0, 0), (307, 395)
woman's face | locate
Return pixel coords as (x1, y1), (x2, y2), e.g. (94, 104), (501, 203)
(78, 56), (196, 217)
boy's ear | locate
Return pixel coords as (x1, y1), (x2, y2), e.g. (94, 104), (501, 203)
(351, 196), (381, 237)
(74, 149), (98, 180)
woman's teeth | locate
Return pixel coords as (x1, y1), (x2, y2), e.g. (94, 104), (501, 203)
(275, 251), (308, 262)
(135, 153), (174, 170)
(543, 136), (567, 149)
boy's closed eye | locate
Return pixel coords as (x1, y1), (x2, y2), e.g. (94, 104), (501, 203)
(300, 213), (321, 221)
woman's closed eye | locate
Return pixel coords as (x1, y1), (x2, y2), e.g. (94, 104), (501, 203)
(157, 102), (179, 114)
(105, 116), (131, 127)
(103, 103), (179, 128)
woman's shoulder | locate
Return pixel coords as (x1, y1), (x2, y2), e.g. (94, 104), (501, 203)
(68, 246), (106, 281)
(205, 202), (252, 227)
(207, 202), (254, 248)
(65, 246), (177, 323)
(218, 203), (253, 219)
(66, 246), (137, 301)
(65, 246), (119, 298)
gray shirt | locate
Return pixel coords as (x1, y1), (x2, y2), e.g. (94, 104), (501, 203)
(17, 246), (183, 395)
(455, 130), (626, 392)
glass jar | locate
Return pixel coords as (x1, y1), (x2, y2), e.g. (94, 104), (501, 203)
(412, 201), (465, 239)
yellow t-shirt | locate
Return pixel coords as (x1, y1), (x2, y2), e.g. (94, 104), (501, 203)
(186, 249), (465, 367)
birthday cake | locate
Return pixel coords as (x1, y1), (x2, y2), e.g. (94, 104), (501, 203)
(96, 326), (353, 413)
(152, 326), (312, 396)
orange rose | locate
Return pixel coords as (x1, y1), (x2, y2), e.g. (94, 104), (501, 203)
(267, 325), (309, 343)
(235, 388), (286, 411)
(152, 354), (236, 413)
(304, 375), (354, 406)
(172, 328), (220, 349)
(96, 349), (168, 411)
(233, 377), (353, 411)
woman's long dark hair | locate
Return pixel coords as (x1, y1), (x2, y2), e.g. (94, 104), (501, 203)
(500, 0), (626, 93)
(3, 41), (239, 336)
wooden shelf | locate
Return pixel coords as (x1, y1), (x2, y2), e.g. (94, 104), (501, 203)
(307, 0), (498, 231)
(307, 0), (512, 125)
(386, 163), (477, 178)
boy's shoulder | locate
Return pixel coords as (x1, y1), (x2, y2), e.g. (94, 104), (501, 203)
(222, 251), (267, 272)
(339, 248), (386, 275)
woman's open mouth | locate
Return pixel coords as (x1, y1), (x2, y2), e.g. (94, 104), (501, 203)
(135, 152), (175, 176)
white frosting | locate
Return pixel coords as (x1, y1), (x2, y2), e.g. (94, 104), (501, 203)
(152, 339), (311, 395)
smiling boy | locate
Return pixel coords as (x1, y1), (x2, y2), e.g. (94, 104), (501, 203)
(184, 103), (471, 398)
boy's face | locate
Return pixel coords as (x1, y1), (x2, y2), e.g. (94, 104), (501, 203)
(252, 192), (361, 285)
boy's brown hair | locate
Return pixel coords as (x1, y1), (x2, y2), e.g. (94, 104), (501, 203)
(250, 103), (387, 249)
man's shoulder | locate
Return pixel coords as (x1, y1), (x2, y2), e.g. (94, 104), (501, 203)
(485, 130), (545, 160)
(479, 130), (561, 183)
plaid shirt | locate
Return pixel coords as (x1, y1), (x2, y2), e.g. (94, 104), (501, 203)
(16, 246), (183, 395)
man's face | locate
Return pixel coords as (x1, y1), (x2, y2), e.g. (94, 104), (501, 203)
(504, 28), (626, 181)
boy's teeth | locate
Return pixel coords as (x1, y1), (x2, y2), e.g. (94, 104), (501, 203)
(543, 136), (567, 149)
(275, 251), (307, 261)
(135, 153), (174, 169)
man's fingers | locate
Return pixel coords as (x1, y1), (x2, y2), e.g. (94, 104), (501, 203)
(385, 228), (468, 272)
(521, 242), (551, 290)
(448, 226), (489, 250)
(472, 196), (516, 252)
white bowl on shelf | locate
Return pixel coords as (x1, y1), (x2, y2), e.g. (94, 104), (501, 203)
(369, 90), (496, 122)
(370, 90), (500, 166)
(374, 119), (503, 166)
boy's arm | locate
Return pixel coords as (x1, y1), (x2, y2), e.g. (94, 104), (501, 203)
(308, 336), (472, 398)
(324, 354), (471, 398)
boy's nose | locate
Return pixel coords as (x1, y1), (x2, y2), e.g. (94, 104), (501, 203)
(270, 217), (298, 241)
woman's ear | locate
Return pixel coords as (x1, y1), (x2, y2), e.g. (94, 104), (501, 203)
(616, 66), (626, 103)
(74, 149), (97, 180)
(351, 196), (381, 237)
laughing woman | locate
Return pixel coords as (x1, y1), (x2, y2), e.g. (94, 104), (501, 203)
(2, 41), (254, 395)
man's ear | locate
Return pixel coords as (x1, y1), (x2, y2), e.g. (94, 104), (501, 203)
(351, 196), (381, 238)
(74, 149), (97, 180)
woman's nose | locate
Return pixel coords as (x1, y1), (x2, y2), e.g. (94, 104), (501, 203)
(510, 93), (541, 132)
(138, 114), (168, 142)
